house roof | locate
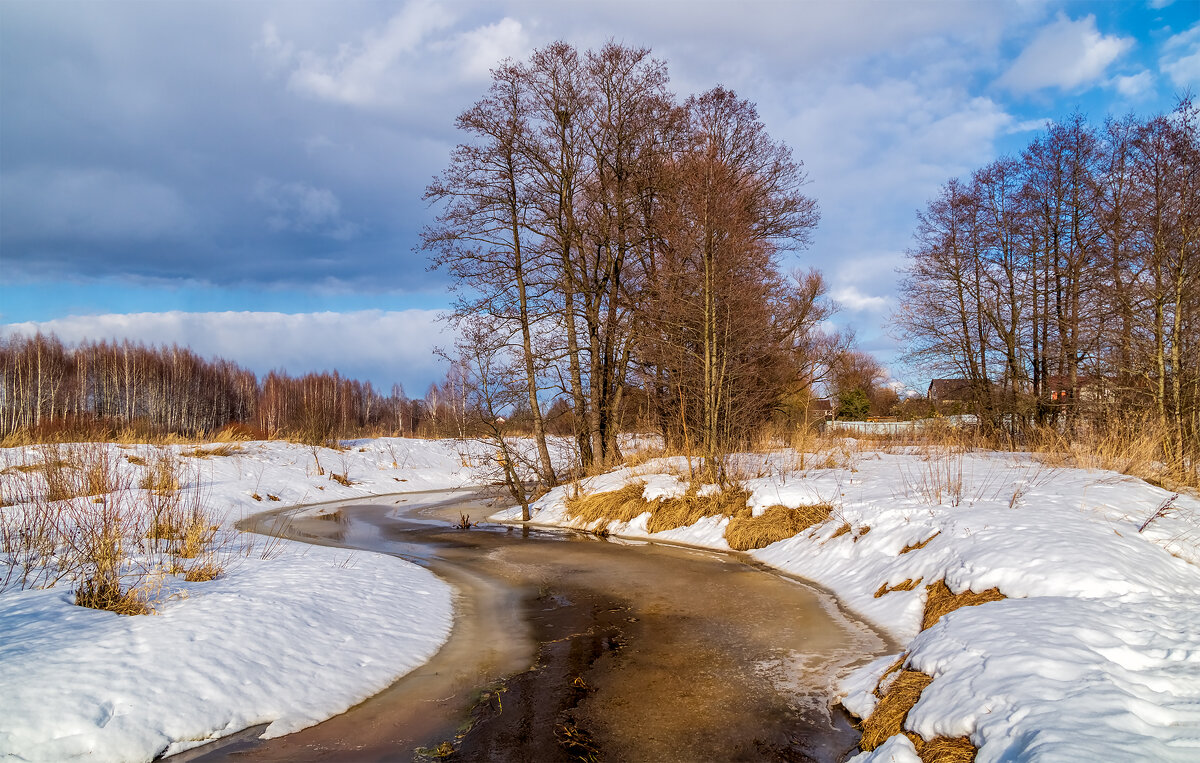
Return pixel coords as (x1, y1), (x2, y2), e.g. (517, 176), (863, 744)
(927, 378), (973, 400)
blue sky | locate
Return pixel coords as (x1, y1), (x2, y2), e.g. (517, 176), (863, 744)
(2, 0), (1197, 394)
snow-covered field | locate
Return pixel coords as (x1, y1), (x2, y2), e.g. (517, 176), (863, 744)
(0, 438), (475, 762)
(4, 436), (1200, 761)
(492, 444), (1200, 761)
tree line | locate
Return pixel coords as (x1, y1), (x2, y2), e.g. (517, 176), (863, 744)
(897, 101), (1198, 468)
(0, 332), (466, 442)
(424, 41), (841, 510)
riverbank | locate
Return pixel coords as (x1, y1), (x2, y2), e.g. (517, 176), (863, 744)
(491, 445), (1200, 761)
(0, 438), (473, 761)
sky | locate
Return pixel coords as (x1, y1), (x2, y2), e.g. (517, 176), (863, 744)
(1, 0), (1198, 395)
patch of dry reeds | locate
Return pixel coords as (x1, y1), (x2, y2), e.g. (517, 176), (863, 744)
(565, 482), (650, 526)
(139, 450), (180, 493)
(183, 443), (242, 458)
(182, 560), (223, 582)
(901, 533), (940, 554)
(645, 486), (751, 533)
(858, 668), (932, 750)
(75, 573), (159, 615)
(917, 736), (977, 762)
(922, 580), (1005, 630)
(2, 442), (232, 612)
(725, 503), (833, 550)
(874, 578), (923, 598)
(857, 665), (978, 761)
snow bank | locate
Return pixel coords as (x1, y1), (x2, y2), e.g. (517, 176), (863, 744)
(0, 544), (452, 761)
(0, 438), (472, 762)
(494, 447), (1200, 761)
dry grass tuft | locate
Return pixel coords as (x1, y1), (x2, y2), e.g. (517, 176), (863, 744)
(874, 578), (924, 598)
(182, 561), (222, 582)
(565, 482), (758, 536)
(75, 576), (156, 615)
(859, 660), (979, 759)
(565, 481), (649, 526)
(139, 451), (180, 494)
(915, 736), (977, 762)
(646, 486), (751, 533)
(329, 472), (353, 487)
(922, 580), (1005, 630)
(725, 503), (833, 550)
(859, 669), (933, 751)
(175, 510), (218, 559)
(831, 522), (853, 539)
(901, 532), (940, 554)
(184, 443), (242, 458)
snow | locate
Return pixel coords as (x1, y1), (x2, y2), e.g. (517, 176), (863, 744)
(0, 438), (473, 762)
(0, 545), (452, 761)
(5, 436), (1200, 761)
(494, 445), (1200, 761)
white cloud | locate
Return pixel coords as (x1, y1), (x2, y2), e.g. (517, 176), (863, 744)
(1161, 23), (1200, 88)
(260, 0), (529, 110)
(1112, 70), (1155, 98)
(252, 179), (358, 240)
(452, 17), (528, 80)
(286, 0), (455, 106)
(0, 168), (191, 241)
(998, 13), (1134, 93)
(2, 311), (449, 393)
(832, 285), (891, 313)
(1007, 117), (1051, 134)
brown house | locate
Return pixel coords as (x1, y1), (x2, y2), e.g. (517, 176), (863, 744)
(927, 379), (974, 409)
(1044, 375), (1113, 403)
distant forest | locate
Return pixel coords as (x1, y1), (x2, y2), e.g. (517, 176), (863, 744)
(0, 332), (468, 442)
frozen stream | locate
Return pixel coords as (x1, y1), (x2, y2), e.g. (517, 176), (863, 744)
(177, 489), (886, 762)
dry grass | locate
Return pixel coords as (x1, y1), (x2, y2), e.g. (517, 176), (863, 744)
(725, 503), (833, 550)
(176, 509), (219, 559)
(858, 669), (932, 750)
(329, 472), (353, 487)
(565, 482), (650, 526)
(183, 443), (242, 458)
(901, 532), (940, 554)
(2, 442), (233, 613)
(565, 482), (758, 536)
(75, 575), (158, 615)
(922, 580), (1005, 630)
(139, 451), (180, 493)
(857, 664), (979, 761)
(831, 522), (853, 539)
(916, 736), (977, 762)
(645, 486), (750, 533)
(874, 578), (924, 598)
(182, 560), (222, 582)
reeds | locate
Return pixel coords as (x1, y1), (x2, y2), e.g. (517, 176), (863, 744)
(565, 482), (650, 526)
(921, 580), (1005, 630)
(857, 663), (977, 761)
(725, 503), (833, 550)
(564, 480), (838, 550)
(1, 443), (237, 613)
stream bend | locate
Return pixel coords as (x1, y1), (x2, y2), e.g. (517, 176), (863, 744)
(177, 488), (886, 762)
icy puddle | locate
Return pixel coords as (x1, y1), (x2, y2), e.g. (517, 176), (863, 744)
(178, 490), (886, 762)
